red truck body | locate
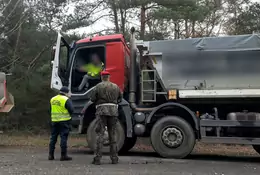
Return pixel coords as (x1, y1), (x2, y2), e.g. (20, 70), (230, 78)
(76, 34), (130, 92)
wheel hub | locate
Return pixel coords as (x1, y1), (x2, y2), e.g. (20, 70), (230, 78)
(162, 127), (183, 148)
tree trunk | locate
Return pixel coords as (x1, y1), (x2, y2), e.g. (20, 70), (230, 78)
(191, 20), (196, 38)
(140, 5), (146, 40)
(111, 1), (119, 33)
(119, 8), (125, 34)
(174, 22), (180, 39)
(185, 19), (189, 38)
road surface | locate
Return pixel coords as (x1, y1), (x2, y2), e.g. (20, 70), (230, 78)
(0, 147), (259, 175)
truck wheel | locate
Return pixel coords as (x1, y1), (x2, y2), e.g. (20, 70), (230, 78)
(87, 118), (125, 153)
(252, 145), (260, 154)
(119, 137), (137, 154)
(150, 116), (195, 158)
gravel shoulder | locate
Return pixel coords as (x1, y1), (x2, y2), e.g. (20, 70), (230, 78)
(0, 147), (259, 175)
(0, 134), (259, 174)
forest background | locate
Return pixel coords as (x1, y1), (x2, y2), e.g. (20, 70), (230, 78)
(1, 0), (259, 133)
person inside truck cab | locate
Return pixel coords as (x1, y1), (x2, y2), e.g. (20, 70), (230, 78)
(77, 53), (104, 91)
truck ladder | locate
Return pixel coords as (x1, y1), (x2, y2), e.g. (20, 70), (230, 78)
(141, 70), (157, 102)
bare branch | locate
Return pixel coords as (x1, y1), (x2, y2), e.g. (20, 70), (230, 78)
(78, 0), (106, 21)
(0, 57), (20, 70)
(27, 45), (51, 71)
(1, 12), (27, 36)
(91, 14), (111, 24)
(1, 0), (22, 26)
(0, 0), (12, 14)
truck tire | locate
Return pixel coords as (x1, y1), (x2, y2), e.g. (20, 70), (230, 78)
(119, 137), (137, 154)
(150, 116), (195, 158)
(252, 145), (260, 154)
(87, 118), (125, 153)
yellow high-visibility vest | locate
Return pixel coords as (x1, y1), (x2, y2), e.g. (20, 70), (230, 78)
(82, 62), (104, 77)
(50, 95), (71, 122)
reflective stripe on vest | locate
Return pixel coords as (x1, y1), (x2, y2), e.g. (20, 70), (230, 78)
(50, 95), (71, 122)
(85, 62), (104, 77)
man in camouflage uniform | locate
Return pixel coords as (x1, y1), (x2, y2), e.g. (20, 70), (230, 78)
(90, 70), (122, 165)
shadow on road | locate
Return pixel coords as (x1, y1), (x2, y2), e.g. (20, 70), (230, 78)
(71, 149), (159, 157)
(71, 148), (260, 163)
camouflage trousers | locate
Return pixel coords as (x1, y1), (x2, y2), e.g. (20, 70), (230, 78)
(94, 115), (118, 161)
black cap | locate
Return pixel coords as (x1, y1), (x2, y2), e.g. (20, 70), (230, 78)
(60, 86), (69, 93)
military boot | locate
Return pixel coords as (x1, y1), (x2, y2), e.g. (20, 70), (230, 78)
(110, 143), (118, 164)
(48, 154), (54, 160)
(48, 151), (54, 160)
(60, 152), (72, 161)
(92, 156), (101, 165)
(111, 156), (119, 164)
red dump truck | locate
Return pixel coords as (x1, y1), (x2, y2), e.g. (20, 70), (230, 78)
(50, 28), (260, 158)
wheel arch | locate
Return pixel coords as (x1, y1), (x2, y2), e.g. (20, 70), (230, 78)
(146, 102), (199, 131)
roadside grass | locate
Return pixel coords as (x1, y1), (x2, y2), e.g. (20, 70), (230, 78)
(193, 142), (257, 156)
(0, 132), (87, 148)
(0, 132), (258, 156)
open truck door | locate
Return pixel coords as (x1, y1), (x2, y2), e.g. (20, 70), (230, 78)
(0, 72), (14, 113)
(51, 33), (70, 91)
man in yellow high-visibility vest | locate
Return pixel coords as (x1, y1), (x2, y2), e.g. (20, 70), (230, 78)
(48, 86), (74, 161)
(77, 54), (104, 91)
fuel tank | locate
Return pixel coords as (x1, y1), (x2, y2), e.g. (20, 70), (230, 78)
(226, 112), (260, 137)
(227, 112), (260, 121)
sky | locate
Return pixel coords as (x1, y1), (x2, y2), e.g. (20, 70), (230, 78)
(71, 0), (260, 37)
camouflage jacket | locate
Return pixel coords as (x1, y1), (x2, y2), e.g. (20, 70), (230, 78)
(90, 81), (122, 116)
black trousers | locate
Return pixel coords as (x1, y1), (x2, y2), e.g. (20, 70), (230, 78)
(49, 121), (70, 155)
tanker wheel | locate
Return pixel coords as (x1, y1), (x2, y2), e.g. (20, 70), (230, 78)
(252, 145), (260, 154)
(150, 116), (195, 159)
(87, 118), (125, 153)
(119, 136), (137, 154)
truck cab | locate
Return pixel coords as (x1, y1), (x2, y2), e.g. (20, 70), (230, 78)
(51, 33), (130, 124)
(51, 33), (135, 154)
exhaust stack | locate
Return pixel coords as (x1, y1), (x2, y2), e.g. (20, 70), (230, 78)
(129, 28), (154, 112)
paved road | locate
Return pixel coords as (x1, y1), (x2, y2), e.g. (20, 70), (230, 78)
(0, 148), (259, 175)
